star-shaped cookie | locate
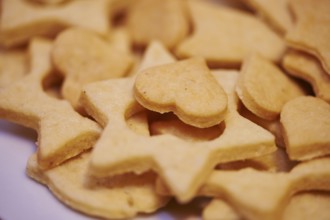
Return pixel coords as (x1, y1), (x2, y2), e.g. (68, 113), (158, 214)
(80, 43), (275, 202)
(0, 38), (101, 169)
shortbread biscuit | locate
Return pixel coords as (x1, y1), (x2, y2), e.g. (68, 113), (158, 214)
(81, 68), (275, 202)
(236, 54), (305, 120)
(127, 0), (189, 49)
(200, 157), (330, 220)
(126, 110), (150, 137)
(150, 118), (224, 142)
(52, 27), (133, 111)
(0, 0), (113, 47)
(0, 49), (28, 88)
(240, 0), (293, 34)
(203, 191), (330, 220)
(280, 96), (330, 160)
(150, 111), (291, 172)
(219, 148), (294, 172)
(175, 0), (286, 67)
(30, 0), (69, 4)
(283, 50), (330, 103)
(239, 104), (284, 147)
(203, 199), (240, 220)
(0, 38), (101, 169)
(285, 0), (330, 74)
(26, 152), (169, 219)
(134, 57), (228, 128)
(135, 41), (177, 73)
(283, 191), (330, 220)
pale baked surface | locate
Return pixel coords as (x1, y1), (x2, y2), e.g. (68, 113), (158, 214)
(0, 49), (29, 87)
(0, 0), (113, 47)
(26, 152), (169, 219)
(0, 38), (101, 169)
(200, 157), (330, 220)
(236, 54), (306, 120)
(127, 0), (189, 49)
(175, 0), (286, 67)
(240, 0), (293, 34)
(134, 57), (228, 128)
(286, 0), (330, 74)
(280, 96), (330, 160)
(52, 27), (133, 111)
(283, 50), (330, 103)
(0, 0), (329, 219)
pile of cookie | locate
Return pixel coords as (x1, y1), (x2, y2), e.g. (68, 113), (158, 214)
(0, 0), (330, 219)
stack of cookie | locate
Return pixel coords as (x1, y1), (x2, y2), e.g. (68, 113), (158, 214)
(0, 0), (329, 219)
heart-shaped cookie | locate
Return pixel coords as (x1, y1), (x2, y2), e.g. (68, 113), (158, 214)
(134, 57), (228, 128)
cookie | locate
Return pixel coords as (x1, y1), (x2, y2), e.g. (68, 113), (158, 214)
(134, 57), (228, 128)
(285, 0), (330, 74)
(280, 96), (330, 160)
(0, 49), (29, 88)
(236, 54), (306, 120)
(200, 157), (330, 220)
(0, 38), (101, 169)
(127, 0), (189, 49)
(283, 191), (330, 220)
(203, 199), (240, 220)
(283, 50), (330, 103)
(0, 0), (113, 47)
(175, 0), (286, 67)
(81, 67), (275, 202)
(52, 27), (133, 111)
(240, 0), (293, 34)
(26, 152), (169, 219)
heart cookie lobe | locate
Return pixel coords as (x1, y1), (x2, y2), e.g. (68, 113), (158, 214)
(134, 57), (228, 128)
